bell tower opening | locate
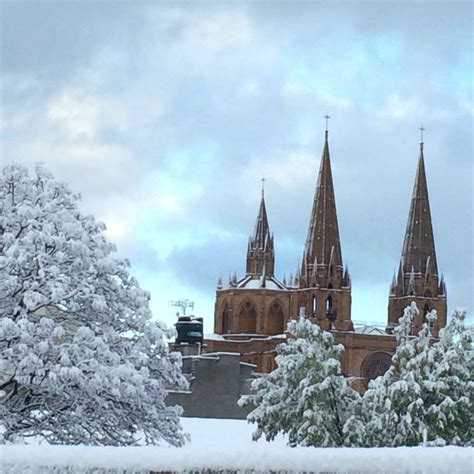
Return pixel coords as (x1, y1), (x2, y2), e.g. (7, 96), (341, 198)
(326, 295), (333, 312)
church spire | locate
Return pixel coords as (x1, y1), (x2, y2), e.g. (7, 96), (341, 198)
(246, 181), (275, 277)
(301, 128), (343, 286)
(252, 180), (270, 251)
(388, 132), (447, 334)
(400, 139), (438, 277)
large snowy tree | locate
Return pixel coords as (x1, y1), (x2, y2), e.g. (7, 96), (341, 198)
(240, 317), (359, 447)
(426, 308), (473, 445)
(345, 303), (473, 447)
(0, 163), (187, 446)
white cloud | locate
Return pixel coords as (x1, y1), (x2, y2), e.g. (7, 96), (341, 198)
(376, 94), (420, 119)
(142, 6), (277, 81)
(153, 194), (182, 214)
(46, 85), (164, 141)
(283, 80), (354, 109)
(47, 90), (102, 139)
(1, 2), (472, 323)
(103, 217), (129, 241)
(242, 150), (316, 199)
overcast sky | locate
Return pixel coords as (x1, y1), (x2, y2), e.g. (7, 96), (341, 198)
(1, 1), (472, 330)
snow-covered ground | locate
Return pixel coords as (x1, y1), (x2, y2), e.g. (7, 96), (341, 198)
(1, 417), (472, 473)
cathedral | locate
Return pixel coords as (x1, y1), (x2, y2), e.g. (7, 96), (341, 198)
(203, 128), (447, 389)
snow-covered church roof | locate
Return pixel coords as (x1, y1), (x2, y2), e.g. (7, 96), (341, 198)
(218, 273), (287, 291)
(353, 325), (388, 335)
(236, 275), (286, 290)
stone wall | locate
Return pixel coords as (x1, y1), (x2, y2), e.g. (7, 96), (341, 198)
(203, 329), (398, 392)
(167, 350), (256, 419)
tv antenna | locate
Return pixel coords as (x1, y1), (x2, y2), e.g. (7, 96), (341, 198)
(169, 299), (195, 317)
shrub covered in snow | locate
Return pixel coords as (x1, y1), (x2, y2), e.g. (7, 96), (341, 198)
(244, 305), (473, 448)
(0, 164), (187, 446)
(240, 316), (359, 447)
(345, 303), (473, 447)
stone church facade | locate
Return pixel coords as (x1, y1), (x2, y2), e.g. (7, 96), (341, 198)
(204, 129), (447, 389)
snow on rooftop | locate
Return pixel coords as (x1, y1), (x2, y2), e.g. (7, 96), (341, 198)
(235, 275), (286, 290)
(204, 333), (286, 342)
(354, 325), (389, 335)
(203, 333), (226, 341)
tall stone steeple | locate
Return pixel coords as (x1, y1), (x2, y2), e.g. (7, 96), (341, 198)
(388, 137), (447, 334)
(246, 184), (275, 277)
(401, 142), (438, 275)
(292, 127), (352, 330)
(300, 129), (345, 286)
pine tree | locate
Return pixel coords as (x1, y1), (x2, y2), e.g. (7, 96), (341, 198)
(345, 303), (473, 447)
(0, 164), (187, 446)
(424, 309), (473, 445)
(240, 317), (359, 447)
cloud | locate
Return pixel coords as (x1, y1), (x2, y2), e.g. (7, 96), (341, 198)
(242, 150), (316, 195)
(1, 2), (472, 325)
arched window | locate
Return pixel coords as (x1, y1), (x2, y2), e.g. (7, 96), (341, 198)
(325, 295), (333, 312)
(237, 300), (257, 333)
(221, 304), (230, 334)
(361, 352), (392, 385)
(267, 301), (285, 335)
(312, 295), (317, 314)
(424, 289), (432, 297)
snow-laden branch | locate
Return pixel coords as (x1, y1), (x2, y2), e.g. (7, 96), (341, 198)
(0, 163), (188, 446)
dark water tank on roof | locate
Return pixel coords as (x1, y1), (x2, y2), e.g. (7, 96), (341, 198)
(176, 315), (204, 344)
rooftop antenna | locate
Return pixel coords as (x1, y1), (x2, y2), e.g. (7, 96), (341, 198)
(169, 299), (194, 317)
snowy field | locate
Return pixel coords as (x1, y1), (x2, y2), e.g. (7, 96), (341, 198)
(1, 417), (473, 474)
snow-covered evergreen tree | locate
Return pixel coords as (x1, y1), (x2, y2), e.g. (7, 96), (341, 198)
(345, 303), (431, 446)
(0, 163), (187, 446)
(240, 316), (359, 447)
(345, 303), (473, 447)
(423, 308), (473, 445)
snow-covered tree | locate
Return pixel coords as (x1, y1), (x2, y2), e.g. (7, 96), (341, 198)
(423, 308), (473, 445)
(0, 163), (187, 446)
(240, 317), (359, 447)
(345, 303), (473, 447)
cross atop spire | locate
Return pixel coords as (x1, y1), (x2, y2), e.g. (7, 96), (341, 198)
(324, 114), (330, 137)
(261, 177), (265, 197)
(419, 125), (425, 146)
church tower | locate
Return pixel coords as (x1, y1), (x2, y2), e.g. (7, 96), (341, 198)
(388, 137), (447, 335)
(245, 185), (275, 277)
(291, 128), (352, 330)
(213, 184), (288, 339)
